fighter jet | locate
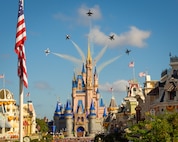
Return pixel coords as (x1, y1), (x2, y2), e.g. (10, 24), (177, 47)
(86, 10), (93, 16)
(109, 35), (114, 40)
(125, 49), (131, 55)
(44, 48), (50, 56)
(66, 34), (70, 40)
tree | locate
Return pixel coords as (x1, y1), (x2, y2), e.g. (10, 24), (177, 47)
(36, 118), (49, 133)
(126, 112), (178, 142)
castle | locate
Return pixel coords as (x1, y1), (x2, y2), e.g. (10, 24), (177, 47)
(53, 41), (106, 137)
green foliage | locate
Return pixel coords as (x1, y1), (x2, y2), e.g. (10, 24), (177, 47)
(126, 112), (178, 142)
(36, 118), (49, 133)
(94, 132), (128, 142)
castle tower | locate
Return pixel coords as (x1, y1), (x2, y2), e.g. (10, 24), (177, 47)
(88, 100), (96, 137)
(82, 63), (86, 84)
(64, 99), (73, 137)
(72, 72), (77, 102)
(108, 96), (119, 114)
(53, 101), (62, 133)
(103, 107), (107, 118)
(85, 40), (93, 113)
(69, 39), (105, 136)
(73, 101), (87, 137)
(93, 66), (99, 91)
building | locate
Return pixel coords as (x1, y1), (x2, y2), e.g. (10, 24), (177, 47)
(53, 41), (105, 137)
(0, 89), (36, 139)
(139, 56), (178, 119)
(103, 79), (145, 132)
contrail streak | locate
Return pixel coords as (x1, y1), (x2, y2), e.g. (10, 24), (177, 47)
(52, 52), (82, 65)
(94, 45), (108, 64)
(98, 55), (122, 73)
(71, 40), (85, 62)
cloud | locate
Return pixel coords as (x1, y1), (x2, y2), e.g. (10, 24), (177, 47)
(89, 26), (151, 48)
(34, 81), (53, 90)
(99, 80), (129, 93)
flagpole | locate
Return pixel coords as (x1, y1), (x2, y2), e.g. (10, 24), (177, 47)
(133, 67), (136, 81)
(3, 74), (5, 88)
(19, 79), (24, 142)
(15, 0), (27, 141)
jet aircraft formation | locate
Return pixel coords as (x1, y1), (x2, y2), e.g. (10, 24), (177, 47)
(44, 10), (131, 57)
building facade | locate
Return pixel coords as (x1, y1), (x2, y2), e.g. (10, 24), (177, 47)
(0, 89), (36, 139)
(145, 56), (178, 115)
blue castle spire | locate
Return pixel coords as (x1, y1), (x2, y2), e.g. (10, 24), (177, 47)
(96, 88), (100, 94)
(103, 107), (107, 117)
(82, 63), (85, 73)
(90, 100), (95, 110)
(100, 97), (104, 107)
(94, 66), (97, 75)
(65, 99), (73, 117)
(54, 102), (62, 117)
(89, 100), (96, 116)
(65, 99), (72, 110)
(72, 72), (77, 88)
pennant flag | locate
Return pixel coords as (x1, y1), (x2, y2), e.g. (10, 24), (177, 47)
(0, 74), (4, 79)
(26, 92), (30, 97)
(15, 0), (28, 88)
(128, 61), (134, 68)
(139, 72), (146, 77)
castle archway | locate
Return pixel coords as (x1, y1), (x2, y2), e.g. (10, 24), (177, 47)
(77, 126), (84, 137)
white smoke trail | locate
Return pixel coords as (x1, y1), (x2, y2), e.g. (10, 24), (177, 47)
(71, 40), (85, 62)
(94, 45), (108, 64)
(97, 55), (122, 73)
(52, 52), (83, 65)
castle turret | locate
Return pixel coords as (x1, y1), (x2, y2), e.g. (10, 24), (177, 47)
(88, 100), (96, 136)
(64, 99), (73, 137)
(54, 101), (62, 132)
(108, 96), (119, 114)
(94, 66), (98, 90)
(103, 107), (107, 118)
(100, 97), (105, 107)
(85, 39), (93, 113)
(82, 63), (86, 84)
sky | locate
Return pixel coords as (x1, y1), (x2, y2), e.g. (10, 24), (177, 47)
(1, 0), (178, 120)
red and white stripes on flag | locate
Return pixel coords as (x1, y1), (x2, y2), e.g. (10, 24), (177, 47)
(139, 72), (146, 77)
(15, 0), (28, 88)
(128, 61), (134, 68)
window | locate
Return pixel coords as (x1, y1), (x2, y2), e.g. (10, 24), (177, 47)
(169, 91), (176, 100)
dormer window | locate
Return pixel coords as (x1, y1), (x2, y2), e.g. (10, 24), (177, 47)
(169, 91), (176, 100)
(133, 88), (137, 91)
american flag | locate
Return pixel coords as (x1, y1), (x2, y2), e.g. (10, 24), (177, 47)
(128, 61), (134, 68)
(15, 0), (28, 88)
(139, 72), (146, 77)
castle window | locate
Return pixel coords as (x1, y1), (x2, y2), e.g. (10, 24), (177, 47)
(81, 117), (84, 122)
(78, 83), (82, 90)
(133, 88), (137, 91)
(77, 117), (80, 121)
